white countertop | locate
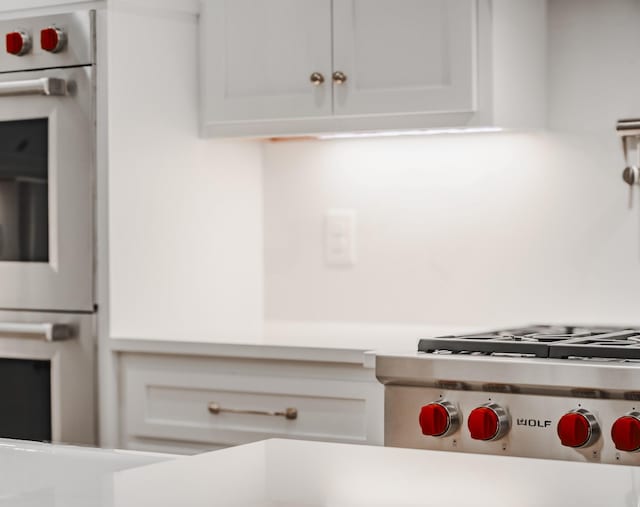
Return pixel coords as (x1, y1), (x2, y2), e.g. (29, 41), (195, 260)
(110, 321), (486, 367)
(106, 439), (640, 506)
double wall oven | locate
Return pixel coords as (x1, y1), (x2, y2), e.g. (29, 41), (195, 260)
(0, 11), (96, 444)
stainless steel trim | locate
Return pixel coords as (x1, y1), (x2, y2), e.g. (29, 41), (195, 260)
(376, 353), (640, 395)
(0, 77), (66, 97)
(207, 402), (298, 420)
(0, 322), (72, 341)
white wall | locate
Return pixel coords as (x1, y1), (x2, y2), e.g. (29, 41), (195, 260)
(263, 0), (640, 329)
(106, 5), (263, 341)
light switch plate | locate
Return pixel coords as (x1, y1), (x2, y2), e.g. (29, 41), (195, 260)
(324, 209), (357, 267)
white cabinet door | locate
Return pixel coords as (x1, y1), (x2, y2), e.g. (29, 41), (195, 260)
(332, 0), (477, 117)
(202, 0), (333, 127)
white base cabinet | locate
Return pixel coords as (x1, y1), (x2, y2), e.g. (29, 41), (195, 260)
(119, 353), (383, 455)
(201, 0), (546, 138)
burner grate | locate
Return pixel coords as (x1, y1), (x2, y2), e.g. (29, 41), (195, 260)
(418, 325), (637, 360)
(549, 331), (640, 360)
(420, 337), (552, 357)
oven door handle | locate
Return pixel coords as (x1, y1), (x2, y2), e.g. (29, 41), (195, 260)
(0, 322), (72, 342)
(0, 77), (67, 97)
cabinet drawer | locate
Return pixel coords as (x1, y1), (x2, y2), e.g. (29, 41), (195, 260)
(120, 354), (382, 450)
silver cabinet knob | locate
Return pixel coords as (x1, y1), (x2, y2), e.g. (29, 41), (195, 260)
(623, 165), (639, 186)
(623, 166), (639, 208)
(332, 71), (347, 84)
(309, 72), (325, 86)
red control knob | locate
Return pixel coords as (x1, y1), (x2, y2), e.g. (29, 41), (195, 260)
(611, 413), (640, 452)
(6, 31), (31, 56)
(40, 27), (66, 53)
(468, 403), (510, 441)
(557, 409), (600, 448)
(419, 401), (459, 437)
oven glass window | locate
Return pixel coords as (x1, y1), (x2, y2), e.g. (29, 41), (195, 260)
(0, 118), (48, 262)
(0, 358), (51, 441)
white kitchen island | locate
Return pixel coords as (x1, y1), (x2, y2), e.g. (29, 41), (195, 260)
(0, 438), (170, 506)
(21, 438), (638, 506)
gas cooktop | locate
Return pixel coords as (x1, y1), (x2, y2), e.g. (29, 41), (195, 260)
(418, 324), (640, 360)
(379, 324), (640, 466)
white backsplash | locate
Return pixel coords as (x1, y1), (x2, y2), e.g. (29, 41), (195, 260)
(264, 132), (639, 328)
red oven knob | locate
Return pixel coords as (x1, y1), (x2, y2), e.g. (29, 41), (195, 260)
(611, 413), (640, 452)
(419, 401), (459, 437)
(557, 409), (600, 448)
(6, 31), (31, 56)
(467, 403), (510, 441)
(40, 27), (66, 53)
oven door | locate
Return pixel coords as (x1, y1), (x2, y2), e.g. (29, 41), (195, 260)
(0, 309), (96, 445)
(0, 66), (93, 312)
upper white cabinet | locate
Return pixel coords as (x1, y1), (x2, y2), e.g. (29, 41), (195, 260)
(203, 0), (333, 123)
(200, 0), (546, 137)
(332, 0), (475, 117)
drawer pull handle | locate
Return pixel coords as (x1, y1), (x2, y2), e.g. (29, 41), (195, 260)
(207, 402), (298, 420)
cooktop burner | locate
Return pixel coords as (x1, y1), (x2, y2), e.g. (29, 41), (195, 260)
(418, 325), (640, 360)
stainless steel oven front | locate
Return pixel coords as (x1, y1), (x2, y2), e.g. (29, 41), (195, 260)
(0, 11), (94, 313)
(0, 11), (96, 445)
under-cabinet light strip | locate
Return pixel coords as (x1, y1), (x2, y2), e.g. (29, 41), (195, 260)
(316, 127), (504, 140)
